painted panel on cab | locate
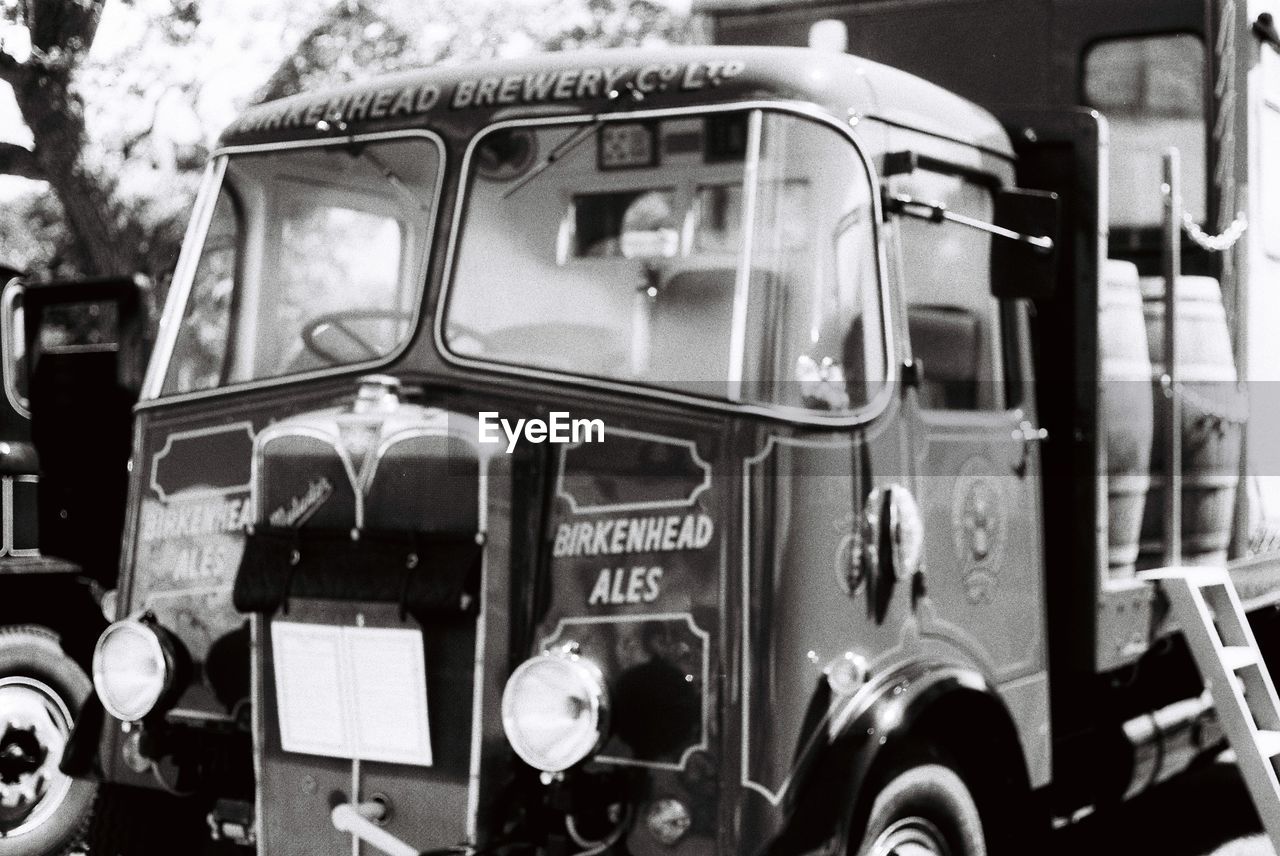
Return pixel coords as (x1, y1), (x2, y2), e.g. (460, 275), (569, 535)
(542, 428), (722, 774)
(133, 421), (256, 672)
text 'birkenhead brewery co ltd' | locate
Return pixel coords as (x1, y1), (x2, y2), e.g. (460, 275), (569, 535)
(478, 411), (605, 453)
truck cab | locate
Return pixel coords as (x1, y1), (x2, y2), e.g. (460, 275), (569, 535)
(51, 43), (1261, 856)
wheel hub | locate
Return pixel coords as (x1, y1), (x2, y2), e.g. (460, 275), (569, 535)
(0, 724), (47, 781)
(868, 816), (952, 856)
(0, 677), (75, 837)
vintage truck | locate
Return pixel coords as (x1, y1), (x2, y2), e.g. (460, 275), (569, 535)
(26, 23), (1280, 856)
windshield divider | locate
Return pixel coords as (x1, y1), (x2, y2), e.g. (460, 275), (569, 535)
(727, 109), (763, 403)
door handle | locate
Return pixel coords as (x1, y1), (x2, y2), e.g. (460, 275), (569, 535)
(1012, 420), (1047, 478)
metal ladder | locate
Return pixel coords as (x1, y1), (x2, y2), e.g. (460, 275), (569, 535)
(1141, 566), (1280, 847)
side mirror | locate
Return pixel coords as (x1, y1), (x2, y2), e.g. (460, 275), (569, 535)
(991, 188), (1060, 301)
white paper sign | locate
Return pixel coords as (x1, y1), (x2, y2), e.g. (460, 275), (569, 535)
(271, 621), (433, 766)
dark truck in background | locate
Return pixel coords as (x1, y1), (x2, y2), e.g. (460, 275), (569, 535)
(0, 272), (148, 856)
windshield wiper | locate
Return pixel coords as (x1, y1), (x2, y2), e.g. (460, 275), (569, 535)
(885, 192), (1054, 253)
(501, 87), (638, 200)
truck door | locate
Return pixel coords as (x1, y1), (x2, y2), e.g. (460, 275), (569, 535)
(889, 161), (1052, 782)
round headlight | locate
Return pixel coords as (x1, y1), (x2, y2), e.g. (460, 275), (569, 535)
(501, 649), (608, 773)
(92, 619), (178, 722)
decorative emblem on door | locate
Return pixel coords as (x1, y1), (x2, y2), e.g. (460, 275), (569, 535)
(951, 456), (1007, 604)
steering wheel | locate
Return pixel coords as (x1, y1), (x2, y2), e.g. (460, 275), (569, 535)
(301, 310), (412, 366)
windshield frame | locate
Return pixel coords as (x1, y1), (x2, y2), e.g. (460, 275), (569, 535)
(435, 100), (896, 428)
(141, 129), (446, 405)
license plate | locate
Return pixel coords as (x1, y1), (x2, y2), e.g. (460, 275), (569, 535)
(271, 621), (433, 766)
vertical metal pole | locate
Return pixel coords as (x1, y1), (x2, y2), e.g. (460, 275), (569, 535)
(1163, 149), (1183, 567)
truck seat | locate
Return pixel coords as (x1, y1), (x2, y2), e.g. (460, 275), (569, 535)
(644, 267), (788, 398)
(907, 304), (980, 409)
(644, 267), (738, 394)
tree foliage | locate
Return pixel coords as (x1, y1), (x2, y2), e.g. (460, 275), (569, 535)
(0, 0), (692, 289)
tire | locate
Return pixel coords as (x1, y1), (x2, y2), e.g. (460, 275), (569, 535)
(0, 625), (97, 856)
(85, 784), (214, 856)
(854, 763), (987, 856)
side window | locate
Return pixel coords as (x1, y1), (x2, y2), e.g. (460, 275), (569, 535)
(165, 188), (239, 394)
(1083, 33), (1206, 228)
(895, 172), (1005, 411)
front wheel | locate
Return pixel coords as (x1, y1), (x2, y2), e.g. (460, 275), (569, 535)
(854, 764), (987, 856)
(0, 625), (97, 856)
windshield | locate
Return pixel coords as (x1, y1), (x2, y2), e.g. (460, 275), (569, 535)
(444, 110), (885, 412)
(161, 135), (441, 395)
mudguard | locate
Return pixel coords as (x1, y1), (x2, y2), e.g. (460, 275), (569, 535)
(762, 660), (1031, 856)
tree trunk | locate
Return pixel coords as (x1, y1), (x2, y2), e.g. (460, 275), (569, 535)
(9, 71), (137, 275)
(0, 0), (140, 276)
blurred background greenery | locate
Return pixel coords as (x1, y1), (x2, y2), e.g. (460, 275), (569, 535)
(0, 0), (695, 299)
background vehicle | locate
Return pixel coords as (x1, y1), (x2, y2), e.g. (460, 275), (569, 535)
(32, 14), (1280, 856)
(0, 273), (145, 855)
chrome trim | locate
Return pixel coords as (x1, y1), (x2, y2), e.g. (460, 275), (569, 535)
(1, 277), (28, 418)
(3, 476), (12, 557)
(142, 159), (226, 401)
(435, 99), (898, 430)
(554, 427), (712, 514)
(360, 420), (454, 493)
(142, 129), (447, 406)
(252, 414), (457, 530)
(148, 421), (255, 502)
(349, 757), (361, 856)
(500, 646), (609, 773)
(8, 475), (38, 557)
(726, 109), (762, 401)
(92, 619), (173, 722)
(466, 432), (492, 843)
(250, 613), (265, 856)
(539, 612), (711, 772)
(253, 424), (365, 528)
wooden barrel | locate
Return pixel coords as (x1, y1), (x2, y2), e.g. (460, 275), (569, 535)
(1138, 275), (1243, 569)
(1100, 261), (1153, 577)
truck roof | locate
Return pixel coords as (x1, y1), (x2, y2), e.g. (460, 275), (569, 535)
(218, 46), (1012, 158)
(691, 0), (860, 9)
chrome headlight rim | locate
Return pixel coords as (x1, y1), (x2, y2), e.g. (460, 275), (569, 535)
(501, 646), (610, 774)
(91, 616), (180, 723)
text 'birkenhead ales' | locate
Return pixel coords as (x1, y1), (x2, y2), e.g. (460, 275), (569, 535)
(139, 496), (254, 542)
(553, 513), (714, 558)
